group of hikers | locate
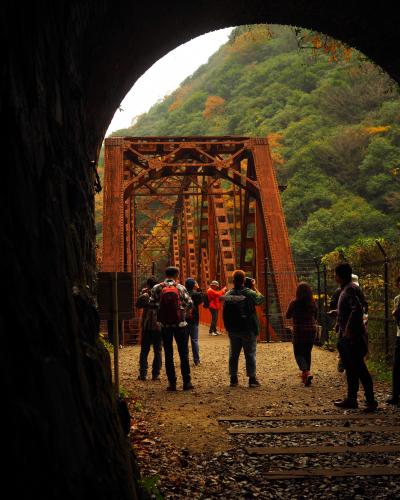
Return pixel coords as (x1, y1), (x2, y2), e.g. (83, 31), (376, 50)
(131, 263), (400, 410)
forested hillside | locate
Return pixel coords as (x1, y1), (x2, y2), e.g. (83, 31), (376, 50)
(109, 25), (400, 260)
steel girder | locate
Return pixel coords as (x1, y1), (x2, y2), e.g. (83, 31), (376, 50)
(102, 136), (297, 343)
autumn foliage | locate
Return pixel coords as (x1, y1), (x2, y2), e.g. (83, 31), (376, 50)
(267, 133), (284, 167)
(203, 95), (226, 119)
(168, 84), (193, 112)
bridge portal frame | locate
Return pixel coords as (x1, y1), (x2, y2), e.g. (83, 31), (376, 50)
(102, 136), (297, 344)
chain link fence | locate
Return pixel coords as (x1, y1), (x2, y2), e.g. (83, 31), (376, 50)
(265, 251), (400, 363)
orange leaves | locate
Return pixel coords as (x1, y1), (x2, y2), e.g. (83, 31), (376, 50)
(228, 25), (272, 53)
(364, 125), (390, 135)
(203, 95), (225, 119)
(298, 30), (354, 63)
(168, 84), (193, 112)
(311, 34), (322, 50)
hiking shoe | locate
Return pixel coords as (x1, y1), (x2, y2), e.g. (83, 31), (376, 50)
(305, 373), (313, 387)
(137, 375), (146, 381)
(363, 400), (378, 412)
(334, 399), (358, 409)
(183, 381), (194, 391)
(151, 375), (160, 381)
(337, 360), (345, 373)
(216, 331), (223, 336)
(230, 376), (238, 387)
(386, 397), (399, 405)
(194, 361), (201, 366)
(211, 332), (218, 336)
(249, 377), (261, 388)
(166, 383), (177, 391)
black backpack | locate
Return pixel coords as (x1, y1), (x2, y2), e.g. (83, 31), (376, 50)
(202, 292), (210, 309)
(222, 288), (255, 332)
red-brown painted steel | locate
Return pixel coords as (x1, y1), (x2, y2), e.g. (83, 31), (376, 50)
(102, 136), (297, 343)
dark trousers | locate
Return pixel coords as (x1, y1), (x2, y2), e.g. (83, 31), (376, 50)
(293, 342), (313, 371)
(107, 319), (122, 345)
(162, 327), (191, 384)
(392, 337), (400, 399)
(139, 330), (162, 378)
(209, 308), (218, 333)
(338, 337), (374, 402)
(228, 332), (257, 377)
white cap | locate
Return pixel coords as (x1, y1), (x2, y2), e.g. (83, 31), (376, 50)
(211, 280), (219, 286)
(352, 274), (359, 286)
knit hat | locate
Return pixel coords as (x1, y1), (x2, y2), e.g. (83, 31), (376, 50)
(185, 278), (196, 290)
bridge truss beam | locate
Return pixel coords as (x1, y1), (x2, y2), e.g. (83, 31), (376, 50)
(102, 136), (297, 344)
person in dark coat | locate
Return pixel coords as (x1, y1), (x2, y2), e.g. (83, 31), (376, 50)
(333, 263), (378, 411)
(286, 282), (318, 386)
(222, 270), (264, 388)
(136, 276), (162, 381)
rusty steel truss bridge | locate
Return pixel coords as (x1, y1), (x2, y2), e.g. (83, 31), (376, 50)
(102, 136), (297, 344)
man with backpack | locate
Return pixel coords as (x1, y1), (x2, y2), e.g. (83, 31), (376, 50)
(136, 276), (162, 381)
(150, 266), (193, 391)
(222, 270), (265, 388)
(387, 274), (400, 405)
(207, 280), (227, 336)
(185, 278), (204, 366)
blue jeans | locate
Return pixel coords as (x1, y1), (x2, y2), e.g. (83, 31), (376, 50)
(228, 332), (257, 377)
(187, 323), (200, 364)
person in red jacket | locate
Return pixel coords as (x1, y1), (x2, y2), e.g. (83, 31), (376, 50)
(207, 280), (227, 336)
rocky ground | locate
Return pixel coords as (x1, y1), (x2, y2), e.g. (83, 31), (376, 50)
(119, 326), (400, 499)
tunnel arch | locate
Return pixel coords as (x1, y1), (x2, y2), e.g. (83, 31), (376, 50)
(3, 3), (400, 500)
(86, 3), (400, 158)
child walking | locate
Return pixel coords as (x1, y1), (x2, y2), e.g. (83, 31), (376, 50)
(286, 282), (318, 386)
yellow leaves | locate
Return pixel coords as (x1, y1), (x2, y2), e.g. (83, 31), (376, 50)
(391, 167), (400, 177)
(267, 132), (283, 149)
(364, 125), (390, 135)
(267, 133), (284, 167)
(203, 95), (225, 119)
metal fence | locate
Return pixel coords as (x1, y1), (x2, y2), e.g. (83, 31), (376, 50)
(265, 252), (400, 362)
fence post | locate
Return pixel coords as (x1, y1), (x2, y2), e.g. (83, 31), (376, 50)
(322, 264), (328, 343)
(112, 272), (120, 395)
(264, 257), (270, 342)
(313, 257), (322, 327)
(376, 240), (389, 357)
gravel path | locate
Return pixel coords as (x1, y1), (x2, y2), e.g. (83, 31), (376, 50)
(120, 326), (400, 499)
